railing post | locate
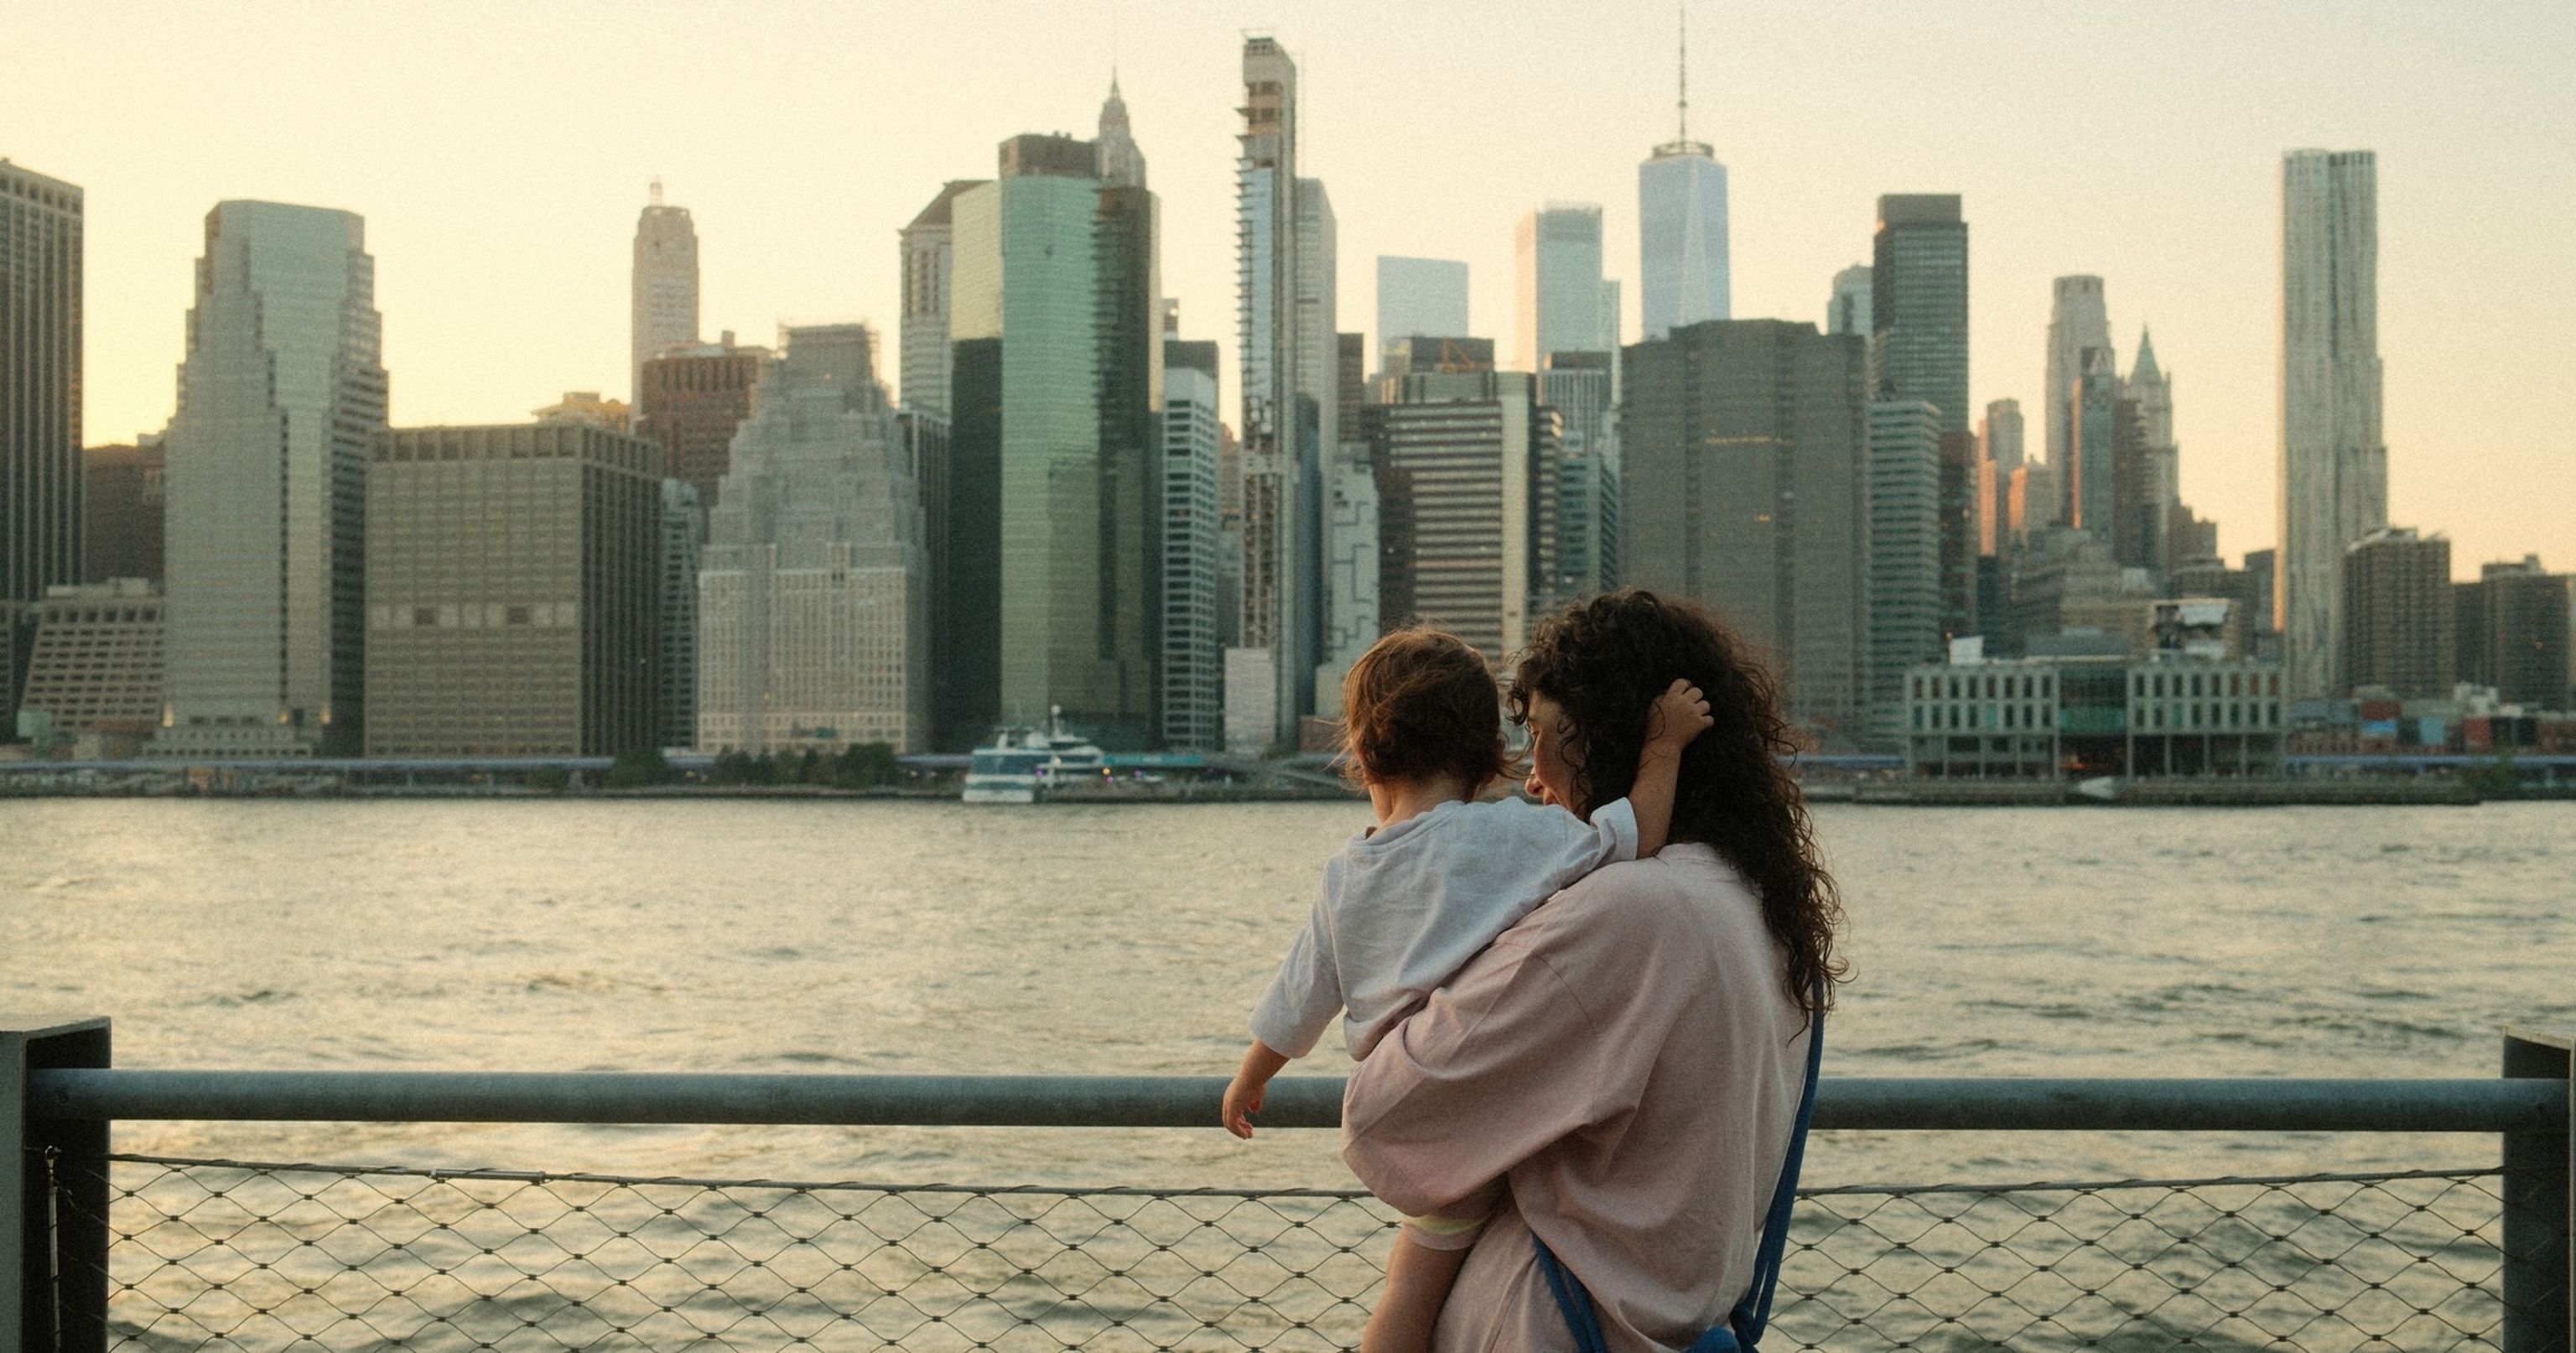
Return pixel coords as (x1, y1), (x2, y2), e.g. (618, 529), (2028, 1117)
(2504, 1025), (2573, 1353)
(3, 1017), (111, 1353)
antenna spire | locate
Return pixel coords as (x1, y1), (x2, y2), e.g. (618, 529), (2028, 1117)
(649, 177), (664, 207)
(1677, 3), (1689, 144)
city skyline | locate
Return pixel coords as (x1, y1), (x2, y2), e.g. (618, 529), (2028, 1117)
(5, 1), (2572, 580)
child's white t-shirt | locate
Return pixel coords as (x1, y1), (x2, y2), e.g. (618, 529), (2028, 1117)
(1248, 796), (1641, 1061)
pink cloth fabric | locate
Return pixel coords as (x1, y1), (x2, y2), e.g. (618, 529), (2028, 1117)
(1341, 843), (1812, 1353)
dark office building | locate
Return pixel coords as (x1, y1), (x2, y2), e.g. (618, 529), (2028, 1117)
(1623, 320), (1869, 745)
(83, 440), (164, 585)
(3, 160), (83, 738)
(1938, 430), (1981, 639)
(1871, 194), (1970, 433)
(1337, 331), (1367, 445)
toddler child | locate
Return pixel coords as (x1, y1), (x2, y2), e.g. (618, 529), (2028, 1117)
(1222, 626), (1711, 1353)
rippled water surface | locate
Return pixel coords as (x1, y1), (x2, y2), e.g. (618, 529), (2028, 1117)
(3, 799), (2568, 1186)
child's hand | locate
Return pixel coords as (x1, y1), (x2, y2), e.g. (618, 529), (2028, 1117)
(1222, 1070), (1266, 1139)
(1648, 679), (1714, 752)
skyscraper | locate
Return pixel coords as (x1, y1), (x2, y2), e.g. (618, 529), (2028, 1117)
(699, 325), (931, 752)
(636, 336), (767, 516)
(2454, 558), (2570, 710)
(2044, 275), (2110, 503)
(1872, 195), (1969, 434)
(1867, 400), (1941, 741)
(84, 440), (164, 585)
(1623, 320), (1868, 743)
(1939, 431), (1983, 642)
(1094, 75), (1148, 189)
(1295, 178), (1339, 531)
(899, 180), (984, 418)
(2127, 329), (2179, 576)
(1375, 257), (1470, 356)
(1162, 339), (1224, 749)
(1826, 264), (1872, 337)
(2, 160), (82, 741)
(1337, 330), (1368, 446)
(1597, 281), (1623, 372)
(1236, 35), (1318, 747)
(364, 422), (661, 757)
(945, 126), (1161, 750)
(1639, 13), (1729, 338)
(1099, 123), (1166, 749)
(658, 478), (703, 750)
(1517, 203), (1610, 373)
(1362, 371), (1561, 660)
(631, 181), (699, 404)
(1319, 451), (1381, 716)
(2280, 148), (2386, 700)
(2067, 346), (2121, 538)
(158, 201), (386, 757)
(2340, 526), (2449, 699)
(1543, 351), (1618, 606)
(1977, 398), (2024, 556)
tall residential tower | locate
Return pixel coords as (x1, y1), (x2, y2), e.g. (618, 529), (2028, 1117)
(2279, 149), (2386, 700)
(1235, 35), (1318, 747)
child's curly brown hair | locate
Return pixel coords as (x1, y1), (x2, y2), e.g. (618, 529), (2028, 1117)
(1338, 627), (1512, 791)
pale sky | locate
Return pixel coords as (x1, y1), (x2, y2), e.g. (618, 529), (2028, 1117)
(8, 0), (2571, 580)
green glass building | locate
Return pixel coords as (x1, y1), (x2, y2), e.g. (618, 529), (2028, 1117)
(939, 133), (1160, 751)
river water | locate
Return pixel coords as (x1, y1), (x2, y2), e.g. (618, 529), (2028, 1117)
(3, 798), (2568, 1189)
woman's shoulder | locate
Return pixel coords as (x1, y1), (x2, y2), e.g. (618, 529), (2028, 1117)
(1529, 843), (1754, 939)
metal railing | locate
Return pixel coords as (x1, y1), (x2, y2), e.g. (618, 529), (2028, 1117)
(8, 1017), (2570, 1353)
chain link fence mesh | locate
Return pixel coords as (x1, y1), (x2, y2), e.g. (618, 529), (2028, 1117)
(53, 1153), (2516, 1352)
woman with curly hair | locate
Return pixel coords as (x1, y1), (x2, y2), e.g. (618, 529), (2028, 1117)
(1342, 589), (1846, 1353)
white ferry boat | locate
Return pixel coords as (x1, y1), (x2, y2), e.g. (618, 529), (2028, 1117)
(962, 710), (1109, 804)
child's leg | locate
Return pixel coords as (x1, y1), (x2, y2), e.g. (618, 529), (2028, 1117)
(1360, 1232), (1472, 1353)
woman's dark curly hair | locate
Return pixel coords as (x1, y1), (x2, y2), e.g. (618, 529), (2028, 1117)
(1509, 589), (1846, 1012)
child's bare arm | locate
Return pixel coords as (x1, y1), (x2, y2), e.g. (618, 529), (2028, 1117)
(1360, 1232), (1473, 1353)
(1629, 679), (1714, 857)
(1222, 1039), (1292, 1139)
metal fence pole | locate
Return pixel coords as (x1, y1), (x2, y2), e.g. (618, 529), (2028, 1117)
(3, 1017), (111, 1353)
(2503, 1024), (2573, 1353)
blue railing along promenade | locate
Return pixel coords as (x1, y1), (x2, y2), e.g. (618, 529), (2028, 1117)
(7, 1017), (2570, 1351)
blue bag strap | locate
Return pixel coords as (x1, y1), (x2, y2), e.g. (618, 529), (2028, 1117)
(1532, 1237), (1610, 1353)
(1721, 983), (1826, 1348)
(1534, 985), (1824, 1353)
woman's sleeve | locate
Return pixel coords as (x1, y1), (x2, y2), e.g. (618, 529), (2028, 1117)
(1339, 923), (1639, 1219)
